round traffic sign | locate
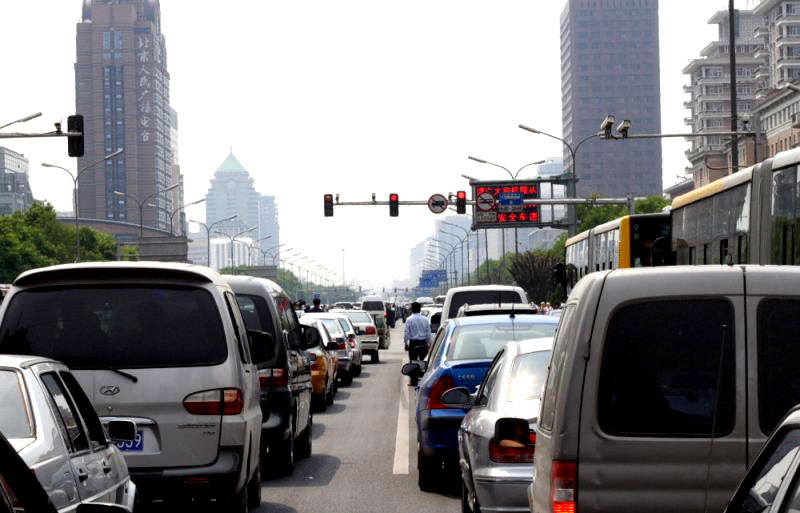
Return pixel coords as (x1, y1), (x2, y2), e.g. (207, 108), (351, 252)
(427, 194), (449, 214)
(477, 192), (495, 211)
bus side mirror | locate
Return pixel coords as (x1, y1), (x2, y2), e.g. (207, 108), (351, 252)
(553, 263), (567, 287)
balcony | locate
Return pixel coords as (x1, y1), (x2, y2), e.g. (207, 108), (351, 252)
(756, 86), (771, 100)
(684, 117), (696, 126)
(777, 34), (800, 47)
(755, 66), (772, 80)
(777, 54), (800, 67)
(683, 84), (694, 93)
(683, 100), (694, 109)
(754, 26), (770, 39)
(776, 14), (800, 27)
(754, 46), (771, 59)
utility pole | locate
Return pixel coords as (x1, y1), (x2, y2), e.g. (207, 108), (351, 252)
(729, 0), (739, 173)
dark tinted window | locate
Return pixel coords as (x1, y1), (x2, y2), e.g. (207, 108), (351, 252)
(362, 301), (384, 311)
(729, 429), (800, 513)
(598, 299), (735, 437)
(508, 350), (552, 402)
(540, 306), (575, 431)
(0, 370), (32, 439)
(236, 294), (273, 333)
(41, 373), (90, 453)
(448, 291), (523, 318)
(0, 286), (227, 369)
(758, 299), (800, 434)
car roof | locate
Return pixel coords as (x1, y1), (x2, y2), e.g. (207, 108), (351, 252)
(460, 303), (536, 312)
(361, 296), (383, 302)
(0, 355), (59, 369)
(223, 275), (286, 296)
(447, 285), (523, 293)
(450, 313), (559, 327)
(14, 261), (226, 287)
(514, 337), (555, 354)
(304, 313), (348, 321)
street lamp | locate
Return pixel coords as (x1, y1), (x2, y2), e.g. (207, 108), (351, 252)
(246, 236), (272, 266)
(42, 148), (124, 262)
(263, 243), (287, 265)
(0, 112), (42, 131)
(214, 226), (256, 273)
(114, 183), (180, 238)
(442, 221), (471, 285)
(441, 228), (468, 286)
(169, 198), (205, 235)
(189, 215), (238, 267)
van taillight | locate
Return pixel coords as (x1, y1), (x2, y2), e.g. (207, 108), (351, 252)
(259, 368), (288, 387)
(489, 431), (536, 463)
(338, 341), (347, 350)
(184, 388), (243, 415)
(427, 374), (455, 410)
(365, 326), (377, 335)
(551, 460), (577, 513)
(348, 336), (357, 349)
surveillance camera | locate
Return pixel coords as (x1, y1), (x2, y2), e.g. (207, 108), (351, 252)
(617, 119), (632, 138)
(600, 115), (616, 133)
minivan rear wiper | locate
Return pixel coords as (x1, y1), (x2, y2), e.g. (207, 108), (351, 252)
(109, 369), (138, 383)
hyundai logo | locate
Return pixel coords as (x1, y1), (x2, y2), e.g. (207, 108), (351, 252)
(99, 386), (120, 396)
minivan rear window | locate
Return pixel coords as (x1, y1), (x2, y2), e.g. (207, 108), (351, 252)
(448, 291), (523, 318)
(0, 286), (227, 369)
(758, 299), (800, 434)
(448, 323), (556, 361)
(598, 299), (735, 437)
(362, 301), (384, 311)
(344, 312), (373, 325)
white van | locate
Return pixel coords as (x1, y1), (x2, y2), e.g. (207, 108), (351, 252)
(440, 285), (528, 324)
(0, 262), (271, 511)
(531, 266), (800, 513)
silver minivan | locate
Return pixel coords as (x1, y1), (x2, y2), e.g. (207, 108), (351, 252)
(0, 262), (272, 511)
(531, 266), (800, 513)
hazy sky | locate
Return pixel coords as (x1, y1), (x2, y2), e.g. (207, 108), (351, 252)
(1, 1), (750, 287)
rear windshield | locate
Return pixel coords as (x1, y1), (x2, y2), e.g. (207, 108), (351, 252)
(448, 291), (523, 318)
(321, 319), (344, 339)
(373, 315), (387, 329)
(448, 323), (556, 361)
(236, 294), (273, 334)
(0, 370), (32, 438)
(0, 286), (227, 369)
(362, 301), (384, 311)
(507, 350), (552, 401)
(345, 311), (373, 325)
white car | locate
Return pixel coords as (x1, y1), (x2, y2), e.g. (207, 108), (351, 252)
(0, 355), (136, 512)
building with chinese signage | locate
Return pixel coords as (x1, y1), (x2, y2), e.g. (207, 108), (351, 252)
(75, 0), (181, 241)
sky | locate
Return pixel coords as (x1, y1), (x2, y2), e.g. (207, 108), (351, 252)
(0, 0), (753, 289)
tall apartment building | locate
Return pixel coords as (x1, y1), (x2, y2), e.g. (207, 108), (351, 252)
(683, 10), (764, 187)
(0, 148), (33, 215)
(75, 0), (181, 236)
(205, 152), (280, 268)
(560, 0), (662, 198)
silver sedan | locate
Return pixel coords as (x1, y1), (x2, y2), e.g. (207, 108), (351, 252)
(442, 337), (553, 513)
(0, 355), (137, 512)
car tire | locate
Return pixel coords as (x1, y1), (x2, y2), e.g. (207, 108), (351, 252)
(353, 364), (362, 377)
(417, 449), (440, 492)
(269, 434), (295, 477)
(247, 462), (262, 509)
(224, 476), (249, 513)
(325, 382), (335, 406)
(371, 352), (380, 363)
(313, 393), (327, 412)
(295, 414), (312, 459)
(340, 372), (353, 386)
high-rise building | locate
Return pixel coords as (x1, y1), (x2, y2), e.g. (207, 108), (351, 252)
(75, 0), (181, 237)
(684, 10), (764, 187)
(205, 152), (280, 269)
(0, 147), (33, 215)
(560, 0), (662, 197)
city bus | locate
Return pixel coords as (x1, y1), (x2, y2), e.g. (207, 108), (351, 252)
(562, 213), (671, 289)
(670, 146), (800, 266)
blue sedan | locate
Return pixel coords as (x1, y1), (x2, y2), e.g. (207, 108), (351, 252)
(407, 314), (559, 492)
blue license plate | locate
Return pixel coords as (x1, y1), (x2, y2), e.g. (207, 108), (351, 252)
(116, 431), (144, 452)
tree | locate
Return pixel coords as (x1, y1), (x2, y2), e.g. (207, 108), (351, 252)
(510, 252), (564, 305)
(576, 195), (669, 233)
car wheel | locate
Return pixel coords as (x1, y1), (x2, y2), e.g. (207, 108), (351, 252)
(417, 449), (440, 492)
(269, 434), (295, 477)
(325, 382), (335, 406)
(295, 414), (312, 459)
(371, 352), (380, 363)
(313, 393), (327, 412)
(247, 462), (262, 509)
(224, 476), (248, 513)
(354, 364), (362, 377)
(340, 372), (353, 386)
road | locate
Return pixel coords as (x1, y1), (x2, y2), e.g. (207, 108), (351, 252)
(258, 323), (459, 513)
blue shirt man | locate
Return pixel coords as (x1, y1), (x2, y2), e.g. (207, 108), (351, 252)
(404, 302), (431, 364)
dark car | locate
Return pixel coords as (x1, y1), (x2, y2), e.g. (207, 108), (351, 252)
(226, 275), (314, 477)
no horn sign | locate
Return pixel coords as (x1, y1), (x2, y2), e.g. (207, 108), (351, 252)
(428, 194), (449, 214)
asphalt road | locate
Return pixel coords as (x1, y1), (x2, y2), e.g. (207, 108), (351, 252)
(258, 322), (460, 513)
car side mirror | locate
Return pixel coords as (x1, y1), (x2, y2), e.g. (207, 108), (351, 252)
(494, 418), (531, 448)
(553, 263), (567, 287)
(325, 342), (339, 351)
(248, 330), (275, 364)
(401, 363), (422, 377)
(77, 504), (133, 513)
(441, 387), (472, 408)
(301, 326), (322, 350)
(107, 420), (136, 443)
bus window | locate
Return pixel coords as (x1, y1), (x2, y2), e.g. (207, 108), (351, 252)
(720, 239), (729, 264)
(703, 243), (710, 265)
(689, 247), (696, 265)
(738, 235), (747, 264)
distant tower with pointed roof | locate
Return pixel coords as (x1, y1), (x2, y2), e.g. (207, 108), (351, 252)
(205, 152), (280, 264)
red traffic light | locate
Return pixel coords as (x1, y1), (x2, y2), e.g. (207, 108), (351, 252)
(456, 190), (467, 214)
(389, 193), (399, 217)
(324, 194), (334, 217)
(457, 191), (466, 200)
(390, 194), (398, 201)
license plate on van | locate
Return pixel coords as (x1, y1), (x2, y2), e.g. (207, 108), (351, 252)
(116, 431), (144, 452)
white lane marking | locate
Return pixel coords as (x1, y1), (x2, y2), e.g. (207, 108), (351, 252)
(392, 379), (410, 474)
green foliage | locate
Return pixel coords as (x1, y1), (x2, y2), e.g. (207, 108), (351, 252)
(509, 251), (566, 305)
(473, 253), (515, 285)
(0, 203), (117, 283)
(576, 195), (669, 233)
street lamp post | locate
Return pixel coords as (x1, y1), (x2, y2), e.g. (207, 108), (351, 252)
(114, 183), (180, 239)
(442, 221), (471, 285)
(0, 112), (41, 131)
(189, 215), (238, 268)
(214, 226), (257, 273)
(42, 148), (124, 262)
(263, 243), (287, 265)
(169, 198), (205, 236)
(431, 239), (457, 287)
(247, 236), (273, 266)
(441, 229), (467, 286)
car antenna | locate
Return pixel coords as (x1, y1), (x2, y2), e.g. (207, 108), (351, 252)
(702, 323), (729, 513)
(510, 302), (516, 320)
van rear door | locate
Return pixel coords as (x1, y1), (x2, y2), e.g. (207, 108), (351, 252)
(578, 269), (746, 513)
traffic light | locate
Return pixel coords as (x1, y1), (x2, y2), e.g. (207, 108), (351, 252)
(389, 193), (399, 217)
(324, 194), (334, 217)
(67, 115), (84, 157)
(456, 191), (467, 214)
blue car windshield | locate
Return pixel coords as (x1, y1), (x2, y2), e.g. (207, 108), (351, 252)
(447, 323), (557, 361)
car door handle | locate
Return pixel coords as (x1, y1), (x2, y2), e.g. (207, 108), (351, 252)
(78, 469), (89, 482)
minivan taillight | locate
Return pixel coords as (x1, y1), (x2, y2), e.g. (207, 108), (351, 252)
(427, 374), (455, 410)
(259, 368), (288, 387)
(551, 460), (577, 513)
(184, 388), (243, 415)
(365, 326), (377, 335)
(489, 431), (536, 463)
